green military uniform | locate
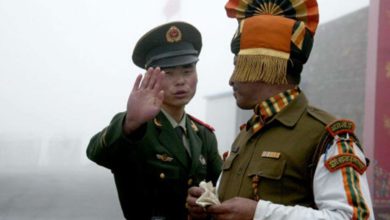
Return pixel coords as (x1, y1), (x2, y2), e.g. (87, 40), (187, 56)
(87, 21), (222, 219)
(87, 112), (222, 219)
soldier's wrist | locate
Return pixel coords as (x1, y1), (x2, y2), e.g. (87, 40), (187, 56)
(122, 116), (142, 135)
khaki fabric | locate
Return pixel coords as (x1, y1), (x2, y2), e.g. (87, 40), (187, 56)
(218, 93), (335, 207)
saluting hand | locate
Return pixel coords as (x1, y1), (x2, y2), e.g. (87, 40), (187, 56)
(123, 67), (165, 134)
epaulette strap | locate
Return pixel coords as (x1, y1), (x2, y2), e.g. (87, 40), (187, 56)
(188, 114), (215, 132)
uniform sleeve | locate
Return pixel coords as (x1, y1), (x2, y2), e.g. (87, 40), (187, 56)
(86, 112), (145, 169)
(205, 131), (223, 184)
(253, 135), (374, 220)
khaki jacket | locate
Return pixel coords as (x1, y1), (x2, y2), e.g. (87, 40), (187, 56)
(218, 93), (334, 207)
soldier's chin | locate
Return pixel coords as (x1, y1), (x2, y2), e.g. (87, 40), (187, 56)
(236, 101), (253, 110)
(173, 99), (191, 107)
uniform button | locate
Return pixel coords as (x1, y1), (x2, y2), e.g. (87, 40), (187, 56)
(187, 178), (193, 186)
(160, 173), (165, 179)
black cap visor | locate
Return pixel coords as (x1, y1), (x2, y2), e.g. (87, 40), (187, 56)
(145, 47), (199, 68)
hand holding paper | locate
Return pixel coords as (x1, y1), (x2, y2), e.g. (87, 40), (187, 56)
(195, 181), (221, 207)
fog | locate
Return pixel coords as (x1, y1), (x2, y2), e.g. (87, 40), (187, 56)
(0, 0), (369, 140)
(0, 0), (370, 219)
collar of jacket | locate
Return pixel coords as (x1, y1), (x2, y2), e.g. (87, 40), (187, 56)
(154, 111), (199, 133)
(266, 92), (308, 128)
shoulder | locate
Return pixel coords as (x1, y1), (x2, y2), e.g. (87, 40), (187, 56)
(306, 105), (336, 126)
(285, 105), (335, 137)
(319, 119), (364, 160)
(309, 118), (365, 177)
(187, 114), (215, 132)
(322, 119), (362, 150)
(322, 119), (367, 174)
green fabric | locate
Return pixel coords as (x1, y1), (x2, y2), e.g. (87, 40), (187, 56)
(86, 111), (222, 219)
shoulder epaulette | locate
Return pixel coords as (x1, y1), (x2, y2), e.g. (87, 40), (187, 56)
(307, 106), (336, 126)
(188, 114), (215, 132)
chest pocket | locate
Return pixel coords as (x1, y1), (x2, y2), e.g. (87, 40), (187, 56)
(244, 157), (286, 203)
(246, 156), (286, 202)
(247, 157), (286, 180)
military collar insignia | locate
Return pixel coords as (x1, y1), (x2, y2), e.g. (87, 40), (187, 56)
(188, 114), (215, 132)
(156, 153), (174, 162)
(166, 26), (182, 43)
(154, 118), (163, 127)
(190, 120), (199, 132)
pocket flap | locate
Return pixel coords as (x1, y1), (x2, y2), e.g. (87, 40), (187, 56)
(247, 158), (286, 180)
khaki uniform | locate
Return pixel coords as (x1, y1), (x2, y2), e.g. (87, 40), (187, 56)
(218, 93), (334, 206)
(221, 0), (374, 218)
(87, 112), (222, 220)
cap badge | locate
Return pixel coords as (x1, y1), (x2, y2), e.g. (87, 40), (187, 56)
(166, 26), (182, 43)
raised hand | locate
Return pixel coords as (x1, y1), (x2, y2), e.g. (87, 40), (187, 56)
(123, 67), (165, 134)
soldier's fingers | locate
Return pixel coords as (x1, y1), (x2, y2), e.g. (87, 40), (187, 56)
(154, 90), (164, 106)
(132, 74), (142, 91)
(188, 186), (205, 197)
(140, 67), (153, 89)
(148, 67), (161, 90)
(206, 204), (224, 215)
(152, 70), (165, 93)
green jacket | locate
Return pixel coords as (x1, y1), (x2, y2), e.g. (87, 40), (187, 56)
(87, 112), (222, 220)
(218, 93), (335, 207)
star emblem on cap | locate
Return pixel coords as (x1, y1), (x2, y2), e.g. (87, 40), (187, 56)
(166, 26), (182, 43)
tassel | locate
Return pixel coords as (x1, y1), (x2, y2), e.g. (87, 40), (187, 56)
(231, 55), (288, 84)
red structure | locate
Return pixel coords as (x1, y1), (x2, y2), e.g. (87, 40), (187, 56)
(364, 0), (390, 217)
